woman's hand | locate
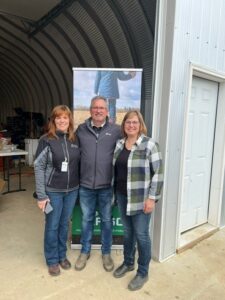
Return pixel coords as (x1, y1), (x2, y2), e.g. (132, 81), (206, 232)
(143, 199), (155, 214)
(37, 199), (49, 212)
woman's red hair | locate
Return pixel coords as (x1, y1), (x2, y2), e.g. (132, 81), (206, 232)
(47, 105), (75, 141)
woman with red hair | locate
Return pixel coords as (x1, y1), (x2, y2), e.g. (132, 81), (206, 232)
(34, 105), (80, 276)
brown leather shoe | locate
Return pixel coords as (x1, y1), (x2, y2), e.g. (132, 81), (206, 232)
(59, 258), (71, 270)
(48, 264), (60, 276)
(102, 254), (114, 272)
(75, 253), (90, 271)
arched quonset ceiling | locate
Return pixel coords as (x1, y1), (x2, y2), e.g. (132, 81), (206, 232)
(0, 0), (156, 132)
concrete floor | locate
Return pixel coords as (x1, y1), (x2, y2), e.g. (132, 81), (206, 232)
(0, 170), (225, 300)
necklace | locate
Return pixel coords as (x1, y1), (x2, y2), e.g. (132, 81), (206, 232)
(125, 138), (137, 150)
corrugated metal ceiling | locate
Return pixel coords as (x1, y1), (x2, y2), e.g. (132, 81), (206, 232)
(0, 0), (61, 21)
(0, 0), (156, 135)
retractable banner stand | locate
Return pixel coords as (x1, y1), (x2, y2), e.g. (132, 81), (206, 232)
(71, 67), (143, 249)
(71, 204), (124, 249)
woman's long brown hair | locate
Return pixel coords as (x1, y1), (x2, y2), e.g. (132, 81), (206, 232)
(47, 105), (75, 141)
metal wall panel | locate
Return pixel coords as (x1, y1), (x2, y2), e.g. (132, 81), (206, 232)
(161, 0), (225, 259)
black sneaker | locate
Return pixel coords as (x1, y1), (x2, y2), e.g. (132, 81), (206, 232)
(128, 274), (148, 291)
(113, 263), (134, 278)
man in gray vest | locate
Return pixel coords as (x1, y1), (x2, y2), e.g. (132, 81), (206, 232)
(75, 96), (121, 272)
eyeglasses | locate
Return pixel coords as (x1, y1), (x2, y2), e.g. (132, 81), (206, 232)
(91, 106), (106, 110)
(125, 120), (140, 126)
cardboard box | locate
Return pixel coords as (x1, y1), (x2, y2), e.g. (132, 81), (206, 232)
(0, 179), (6, 192)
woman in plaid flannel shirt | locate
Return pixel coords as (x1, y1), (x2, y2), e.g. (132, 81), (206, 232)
(112, 110), (163, 291)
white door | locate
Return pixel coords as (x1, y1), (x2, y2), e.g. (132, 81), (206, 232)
(180, 77), (218, 232)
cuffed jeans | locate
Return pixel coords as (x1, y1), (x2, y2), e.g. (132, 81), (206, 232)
(44, 190), (78, 266)
(116, 192), (151, 277)
(79, 186), (113, 254)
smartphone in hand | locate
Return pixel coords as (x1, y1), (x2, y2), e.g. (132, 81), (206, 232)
(44, 202), (53, 214)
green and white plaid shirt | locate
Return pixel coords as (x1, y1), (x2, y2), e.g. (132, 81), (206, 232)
(113, 134), (163, 215)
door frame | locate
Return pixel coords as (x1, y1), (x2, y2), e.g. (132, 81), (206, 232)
(177, 63), (225, 247)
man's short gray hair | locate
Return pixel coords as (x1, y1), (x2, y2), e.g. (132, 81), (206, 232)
(90, 96), (108, 109)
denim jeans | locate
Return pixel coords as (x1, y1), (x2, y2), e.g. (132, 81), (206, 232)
(108, 98), (116, 123)
(45, 190), (78, 266)
(79, 186), (113, 254)
(116, 192), (151, 277)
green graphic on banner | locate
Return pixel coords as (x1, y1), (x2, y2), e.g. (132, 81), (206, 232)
(72, 205), (124, 246)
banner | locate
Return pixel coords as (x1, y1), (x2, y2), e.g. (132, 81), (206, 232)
(73, 67), (143, 126)
(71, 204), (124, 249)
(72, 67), (143, 249)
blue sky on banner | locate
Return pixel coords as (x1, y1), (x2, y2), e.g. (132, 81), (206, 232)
(73, 69), (142, 109)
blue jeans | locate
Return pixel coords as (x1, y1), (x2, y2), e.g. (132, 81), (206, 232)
(108, 98), (116, 123)
(45, 190), (78, 266)
(116, 192), (151, 277)
(79, 186), (113, 254)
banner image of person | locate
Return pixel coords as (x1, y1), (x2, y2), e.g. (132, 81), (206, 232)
(72, 67), (142, 249)
(73, 67), (143, 127)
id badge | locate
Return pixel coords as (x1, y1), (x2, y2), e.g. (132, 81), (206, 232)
(61, 161), (68, 172)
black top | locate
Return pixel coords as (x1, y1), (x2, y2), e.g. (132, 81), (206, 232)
(92, 126), (103, 138)
(115, 146), (130, 196)
(34, 130), (80, 200)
